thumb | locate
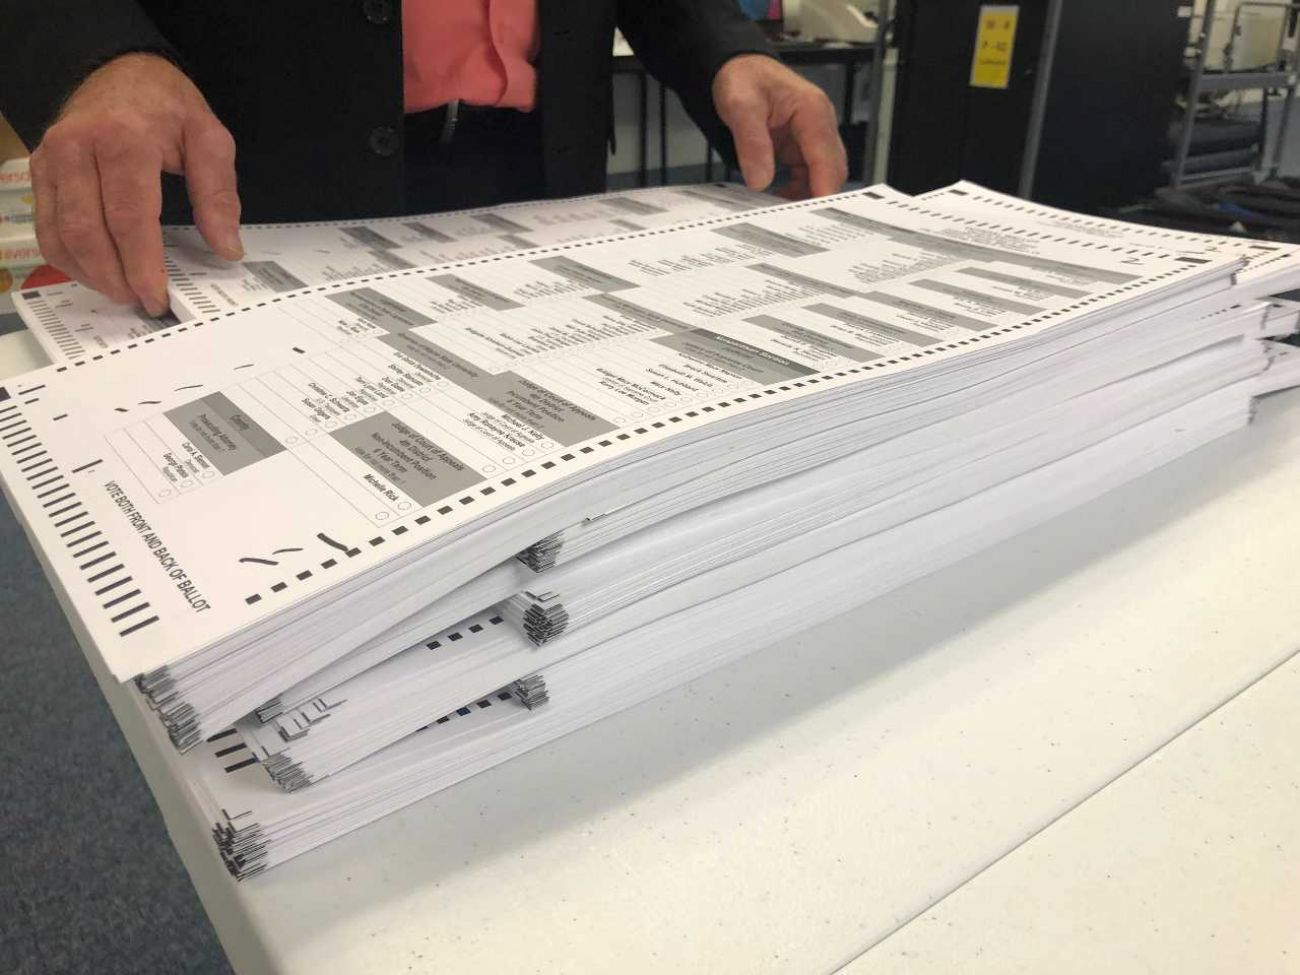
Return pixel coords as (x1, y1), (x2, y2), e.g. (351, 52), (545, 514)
(716, 84), (775, 191)
(182, 116), (244, 260)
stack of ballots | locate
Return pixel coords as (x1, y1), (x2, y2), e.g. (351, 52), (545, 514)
(13, 181), (776, 362)
(2, 180), (1298, 880)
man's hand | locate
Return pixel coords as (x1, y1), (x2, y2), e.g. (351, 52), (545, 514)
(30, 53), (243, 315)
(713, 54), (848, 200)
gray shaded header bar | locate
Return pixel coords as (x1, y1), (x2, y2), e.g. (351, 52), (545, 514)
(584, 294), (693, 333)
(340, 226), (401, 250)
(653, 329), (815, 384)
(241, 261), (306, 293)
(804, 303), (941, 347)
(911, 278), (1044, 316)
(328, 288), (434, 333)
(531, 256), (636, 292)
(427, 274), (522, 311)
(748, 263), (859, 299)
(746, 314), (879, 362)
(331, 411), (482, 507)
(166, 392), (285, 476)
(713, 222), (827, 258)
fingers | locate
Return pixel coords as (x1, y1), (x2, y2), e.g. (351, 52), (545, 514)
(774, 166), (811, 201)
(98, 139), (168, 314)
(30, 149), (89, 285)
(716, 58), (846, 199)
(43, 133), (135, 304)
(789, 98), (848, 198)
(183, 117), (243, 260)
(715, 86), (776, 192)
(32, 54), (236, 305)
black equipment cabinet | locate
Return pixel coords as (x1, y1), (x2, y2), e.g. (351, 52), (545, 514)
(888, 0), (1191, 213)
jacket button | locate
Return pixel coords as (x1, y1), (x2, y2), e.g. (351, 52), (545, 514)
(361, 0), (393, 24)
(369, 126), (399, 157)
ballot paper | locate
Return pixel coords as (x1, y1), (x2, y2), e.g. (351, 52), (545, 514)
(13, 183), (776, 362)
(256, 294), (1268, 726)
(916, 180), (1300, 296)
(1258, 339), (1300, 396)
(230, 196), (1300, 786)
(188, 379), (1253, 877)
(170, 283), (1264, 746)
(5, 180), (1300, 879)
(912, 182), (1300, 340)
(0, 185), (1267, 755)
(13, 281), (188, 360)
(163, 182), (777, 317)
(237, 330), (1268, 788)
(508, 186), (1300, 572)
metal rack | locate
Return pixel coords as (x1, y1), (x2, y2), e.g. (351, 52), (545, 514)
(1171, 0), (1300, 186)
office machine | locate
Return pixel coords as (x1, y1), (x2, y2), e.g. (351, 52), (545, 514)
(888, 0), (1192, 212)
(785, 0), (879, 43)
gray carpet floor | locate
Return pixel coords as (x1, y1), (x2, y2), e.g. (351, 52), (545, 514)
(0, 491), (232, 974)
(0, 311), (26, 337)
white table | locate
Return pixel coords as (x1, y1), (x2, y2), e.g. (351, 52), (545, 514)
(3, 329), (1298, 974)
(845, 649), (1300, 974)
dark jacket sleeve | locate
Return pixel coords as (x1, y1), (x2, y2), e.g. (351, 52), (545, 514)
(616, 0), (776, 168)
(0, 1), (178, 147)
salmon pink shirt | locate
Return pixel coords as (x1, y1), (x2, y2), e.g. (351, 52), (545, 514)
(402, 0), (540, 113)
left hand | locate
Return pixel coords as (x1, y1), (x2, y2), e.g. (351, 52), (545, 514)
(712, 54), (848, 200)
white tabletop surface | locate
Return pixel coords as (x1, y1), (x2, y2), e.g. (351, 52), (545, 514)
(3, 328), (1298, 974)
(843, 650), (1300, 973)
(0, 327), (47, 375)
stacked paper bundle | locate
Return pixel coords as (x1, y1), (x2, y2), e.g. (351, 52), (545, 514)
(2, 183), (1298, 881)
(13, 182), (776, 362)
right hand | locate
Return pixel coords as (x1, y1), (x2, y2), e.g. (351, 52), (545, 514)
(30, 53), (243, 315)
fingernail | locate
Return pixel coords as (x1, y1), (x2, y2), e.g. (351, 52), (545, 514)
(222, 230), (244, 260)
(146, 293), (169, 317)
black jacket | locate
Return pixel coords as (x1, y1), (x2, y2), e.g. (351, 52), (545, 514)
(0, 1), (771, 221)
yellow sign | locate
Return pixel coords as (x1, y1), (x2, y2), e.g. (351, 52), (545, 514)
(970, 4), (1019, 90)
